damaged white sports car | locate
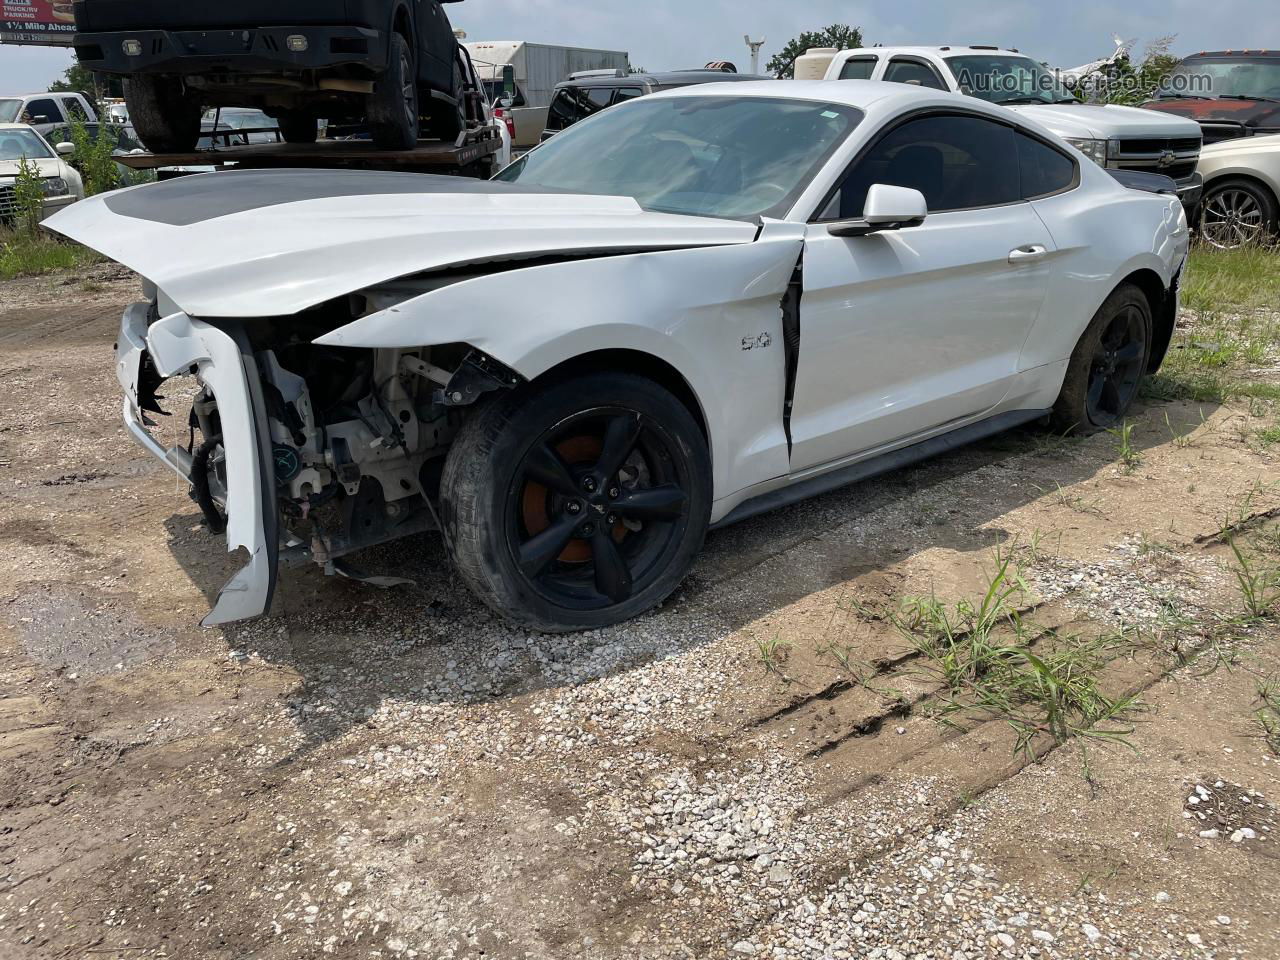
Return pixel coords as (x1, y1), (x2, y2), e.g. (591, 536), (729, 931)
(48, 81), (1189, 631)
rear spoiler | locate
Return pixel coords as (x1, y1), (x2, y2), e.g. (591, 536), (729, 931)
(1108, 169), (1178, 195)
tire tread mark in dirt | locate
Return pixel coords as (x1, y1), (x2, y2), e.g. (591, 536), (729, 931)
(745, 599), (1047, 730)
(727, 654), (1178, 949)
(1194, 506), (1280, 545)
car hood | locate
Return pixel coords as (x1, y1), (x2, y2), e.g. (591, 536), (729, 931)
(0, 156), (64, 180)
(1201, 131), (1280, 159)
(43, 169), (758, 318)
(1008, 102), (1203, 140)
(1143, 97), (1280, 133)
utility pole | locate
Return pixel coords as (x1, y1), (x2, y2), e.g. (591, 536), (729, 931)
(745, 35), (766, 75)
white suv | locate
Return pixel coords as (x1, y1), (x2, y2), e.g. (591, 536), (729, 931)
(812, 46), (1204, 211)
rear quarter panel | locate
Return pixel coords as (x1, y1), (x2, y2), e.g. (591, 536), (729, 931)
(1021, 170), (1186, 371)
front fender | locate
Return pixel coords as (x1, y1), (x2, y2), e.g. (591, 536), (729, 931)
(318, 240), (805, 503)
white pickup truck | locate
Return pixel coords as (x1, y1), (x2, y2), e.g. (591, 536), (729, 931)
(0, 92), (99, 140)
(803, 46), (1204, 212)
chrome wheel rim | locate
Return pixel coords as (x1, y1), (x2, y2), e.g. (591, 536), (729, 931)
(1201, 189), (1265, 249)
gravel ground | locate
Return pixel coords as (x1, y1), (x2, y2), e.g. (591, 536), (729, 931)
(1, 271), (1279, 959)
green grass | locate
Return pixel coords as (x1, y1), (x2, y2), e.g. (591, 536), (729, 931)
(1227, 539), (1280, 620)
(1255, 675), (1280, 756)
(1182, 245), (1280, 315)
(754, 632), (792, 678)
(1146, 245), (1280, 404)
(0, 226), (100, 281)
(1108, 419), (1142, 473)
(892, 553), (1141, 756)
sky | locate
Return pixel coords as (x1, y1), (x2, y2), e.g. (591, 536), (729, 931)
(2, 0), (1277, 93)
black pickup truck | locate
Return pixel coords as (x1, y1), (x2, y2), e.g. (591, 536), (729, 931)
(72, 0), (469, 151)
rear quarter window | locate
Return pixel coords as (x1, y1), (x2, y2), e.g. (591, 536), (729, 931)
(1015, 131), (1077, 199)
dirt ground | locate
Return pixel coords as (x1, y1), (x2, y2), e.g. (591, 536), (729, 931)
(1, 264), (1279, 960)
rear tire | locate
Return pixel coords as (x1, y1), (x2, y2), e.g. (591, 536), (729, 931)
(124, 76), (201, 153)
(368, 33), (418, 149)
(424, 60), (466, 140)
(276, 112), (318, 144)
(1051, 282), (1153, 434)
(439, 373), (711, 632)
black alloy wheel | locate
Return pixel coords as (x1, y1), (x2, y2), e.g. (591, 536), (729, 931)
(1084, 303), (1148, 424)
(1051, 282), (1153, 433)
(509, 409), (690, 611)
(440, 373), (711, 632)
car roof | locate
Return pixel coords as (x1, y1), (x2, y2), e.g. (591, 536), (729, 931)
(0, 121), (51, 131)
(836, 46), (1026, 59)
(643, 79), (1063, 136)
(559, 70), (770, 89)
(649, 78), (954, 110)
(1182, 50), (1280, 59)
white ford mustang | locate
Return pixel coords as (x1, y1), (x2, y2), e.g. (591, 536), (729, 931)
(47, 81), (1189, 631)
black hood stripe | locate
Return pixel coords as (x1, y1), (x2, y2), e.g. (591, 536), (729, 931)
(103, 169), (568, 227)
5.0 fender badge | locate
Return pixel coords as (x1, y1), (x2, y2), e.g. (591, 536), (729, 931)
(741, 333), (773, 351)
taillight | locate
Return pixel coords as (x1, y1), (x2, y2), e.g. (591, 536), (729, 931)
(493, 107), (516, 140)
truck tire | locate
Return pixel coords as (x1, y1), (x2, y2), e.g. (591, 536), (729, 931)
(1051, 282), (1153, 433)
(424, 61), (466, 140)
(439, 372), (712, 633)
(124, 76), (201, 153)
(276, 112), (318, 145)
(368, 33), (418, 149)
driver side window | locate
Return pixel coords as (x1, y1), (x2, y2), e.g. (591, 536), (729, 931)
(818, 113), (1019, 220)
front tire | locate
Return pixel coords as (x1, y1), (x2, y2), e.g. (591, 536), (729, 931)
(124, 76), (201, 153)
(1051, 283), (1153, 433)
(368, 33), (419, 149)
(439, 373), (712, 632)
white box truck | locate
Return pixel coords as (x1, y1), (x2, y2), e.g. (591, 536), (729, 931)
(464, 41), (630, 146)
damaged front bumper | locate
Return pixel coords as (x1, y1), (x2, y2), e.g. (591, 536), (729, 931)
(116, 303), (278, 626)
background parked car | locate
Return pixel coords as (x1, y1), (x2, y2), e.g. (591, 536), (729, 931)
(201, 109), (285, 147)
(465, 41), (631, 147)
(1144, 50), (1280, 143)
(0, 92), (98, 140)
(73, 0), (473, 151)
(811, 46), (1206, 214)
(1196, 133), (1280, 247)
(540, 69), (769, 140)
(0, 123), (85, 223)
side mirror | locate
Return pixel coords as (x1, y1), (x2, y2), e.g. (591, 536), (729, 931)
(499, 96), (515, 109)
(828, 184), (927, 237)
(56, 141), (75, 156)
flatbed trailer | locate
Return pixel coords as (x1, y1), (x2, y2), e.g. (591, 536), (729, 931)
(116, 126), (505, 179)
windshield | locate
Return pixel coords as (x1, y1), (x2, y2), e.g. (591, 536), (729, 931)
(0, 127), (54, 161)
(0, 100), (21, 122)
(495, 95), (861, 220)
(1157, 59), (1280, 100)
(946, 55), (1076, 104)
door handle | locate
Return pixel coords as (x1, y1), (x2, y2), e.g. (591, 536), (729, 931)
(1008, 244), (1048, 264)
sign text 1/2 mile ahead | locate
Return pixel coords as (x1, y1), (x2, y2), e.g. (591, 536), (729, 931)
(1, 0), (75, 46)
